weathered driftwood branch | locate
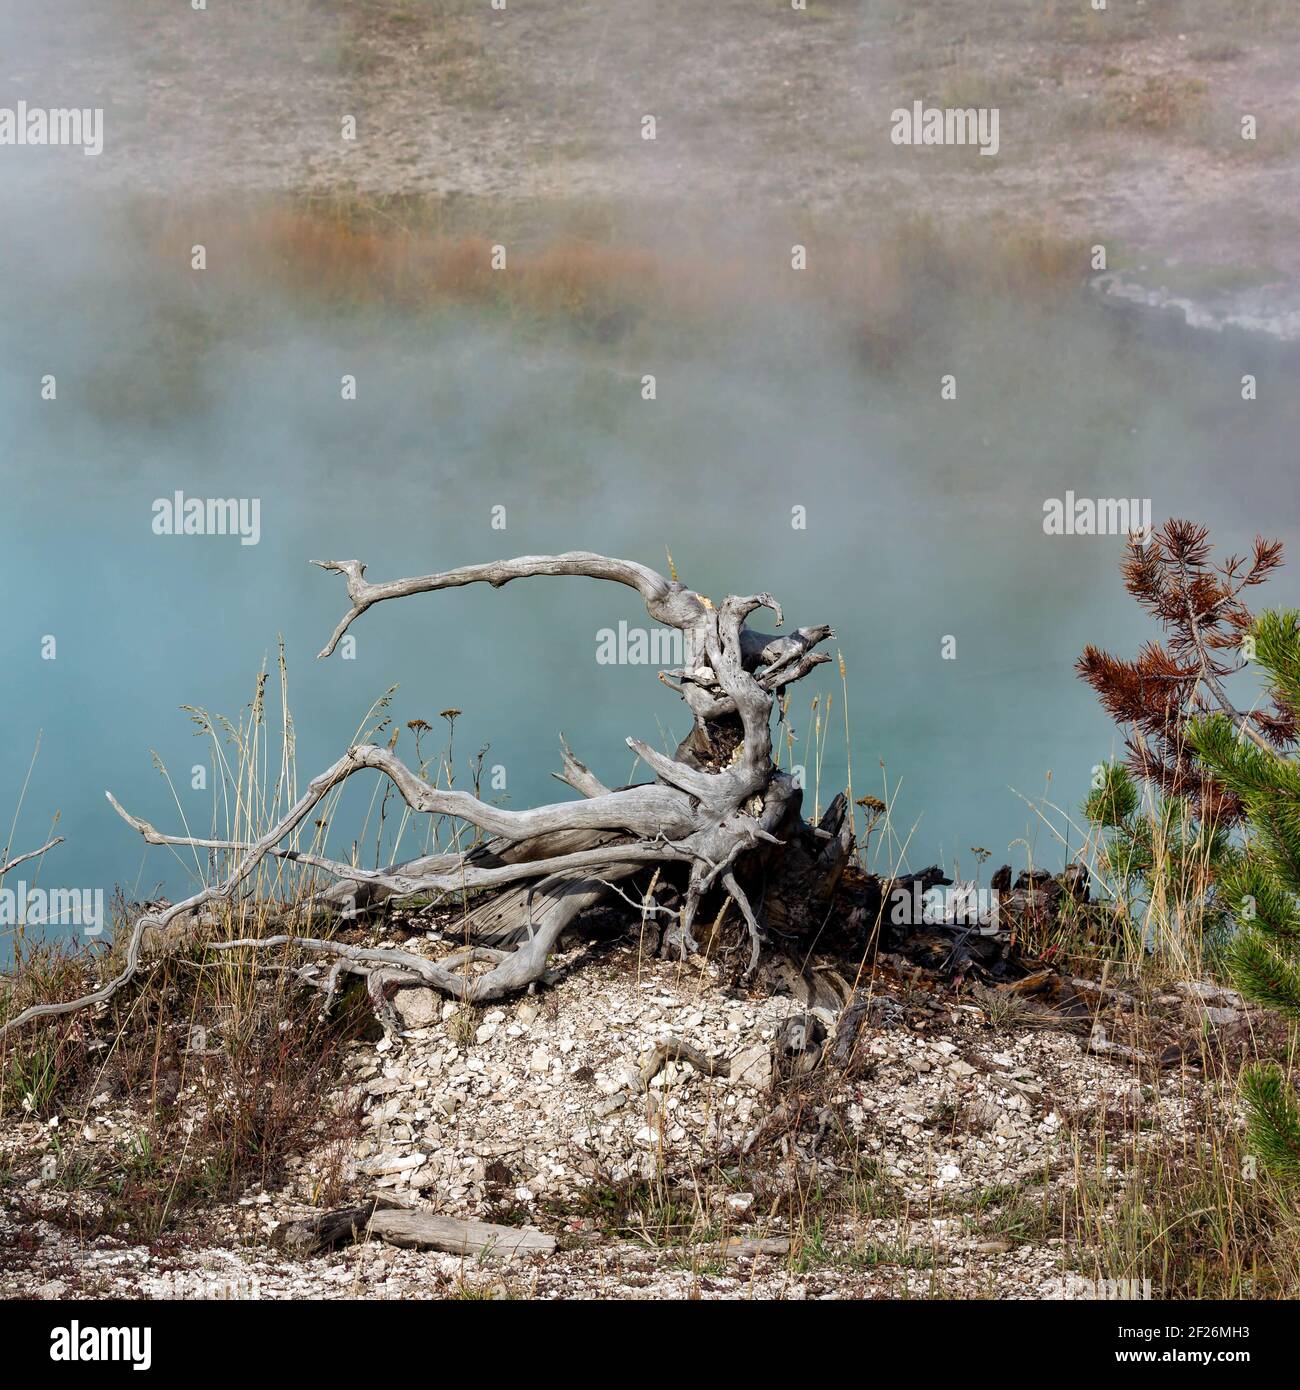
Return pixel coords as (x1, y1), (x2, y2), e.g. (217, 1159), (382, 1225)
(1, 755), (361, 1039)
(1, 551), (843, 1038)
(0, 836), (65, 877)
(640, 1036), (731, 1087)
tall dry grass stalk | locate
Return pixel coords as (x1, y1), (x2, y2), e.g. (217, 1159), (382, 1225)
(0, 733), (63, 970)
(1016, 779), (1225, 981)
(0, 650), (493, 1226)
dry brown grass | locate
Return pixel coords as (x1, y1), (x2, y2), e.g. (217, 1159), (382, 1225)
(1, 912), (368, 1241)
(0, 655), (374, 1240)
(1093, 72), (1211, 136)
(155, 202), (682, 325)
(146, 197), (1089, 370)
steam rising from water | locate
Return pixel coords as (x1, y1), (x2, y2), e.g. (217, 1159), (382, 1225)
(1, 1), (1297, 941)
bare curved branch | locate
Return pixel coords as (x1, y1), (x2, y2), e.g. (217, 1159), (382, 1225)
(0, 836), (64, 876)
(313, 552), (681, 659)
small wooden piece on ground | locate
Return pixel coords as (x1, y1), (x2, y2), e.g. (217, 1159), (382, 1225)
(279, 1202), (556, 1259)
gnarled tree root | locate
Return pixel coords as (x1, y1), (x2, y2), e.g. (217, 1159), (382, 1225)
(0, 551), (843, 1041)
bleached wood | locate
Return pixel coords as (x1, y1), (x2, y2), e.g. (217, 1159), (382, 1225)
(1, 551), (837, 1036)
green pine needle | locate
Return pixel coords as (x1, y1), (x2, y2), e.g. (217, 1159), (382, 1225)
(1241, 1063), (1300, 1186)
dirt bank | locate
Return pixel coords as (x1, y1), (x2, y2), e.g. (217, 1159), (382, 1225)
(9, 0), (1299, 286)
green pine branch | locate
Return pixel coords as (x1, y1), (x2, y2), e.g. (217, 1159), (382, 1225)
(1240, 1063), (1300, 1186)
(1254, 609), (1300, 719)
(1226, 929), (1300, 1023)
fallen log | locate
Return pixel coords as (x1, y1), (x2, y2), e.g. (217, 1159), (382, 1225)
(278, 1202), (382, 1258)
(278, 1203), (556, 1259)
(366, 1210), (556, 1258)
(719, 1236), (790, 1260)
